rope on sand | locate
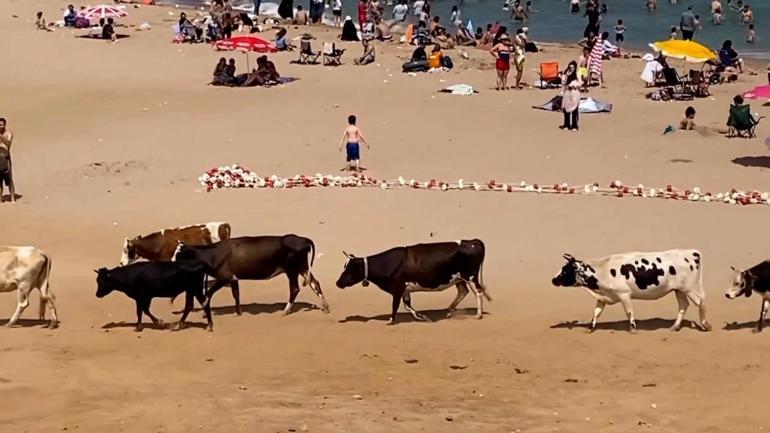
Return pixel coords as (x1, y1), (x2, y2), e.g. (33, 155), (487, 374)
(199, 165), (770, 206)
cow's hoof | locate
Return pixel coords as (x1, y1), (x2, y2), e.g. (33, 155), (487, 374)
(134, 326), (143, 332)
(752, 327), (763, 334)
(48, 322), (58, 330)
(629, 324), (638, 334)
(475, 314), (483, 320)
(171, 323), (184, 332)
(386, 319), (395, 326)
(446, 311), (454, 318)
(669, 325), (682, 332)
(321, 304), (331, 314)
(235, 309), (243, 316)
(5, 323), (16, 328)
(587, 327), (596, 334)
(206, 325), (214, 333)
(701, 322), (712, 332)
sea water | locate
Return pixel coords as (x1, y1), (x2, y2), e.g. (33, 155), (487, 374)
(160, 0), (768, 58)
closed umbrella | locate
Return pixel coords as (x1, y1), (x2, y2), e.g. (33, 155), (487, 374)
(77, 5), (127, 20)
(648, 40), (716, 63)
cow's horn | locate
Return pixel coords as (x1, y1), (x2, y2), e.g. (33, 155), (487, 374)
(563, 253), (574, 261)
(730, 266), (737, 272)
(93, 269), (100, 274)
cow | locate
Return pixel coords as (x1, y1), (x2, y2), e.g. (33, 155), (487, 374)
(335, 240), (489, 325)
(95, 261), (213, 332)
(725, 261), (770, 332)
(119, 222), (231, 265)
(551, 250), (711, 333)
(0, 246), (57, 328)
(172, 235), (329, 316)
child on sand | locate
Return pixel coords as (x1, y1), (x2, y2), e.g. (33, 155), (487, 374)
(680, 106), (696, 130)
(339, 115), (370, 173)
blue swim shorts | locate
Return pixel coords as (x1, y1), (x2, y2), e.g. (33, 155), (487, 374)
(346, 142), (360, 161)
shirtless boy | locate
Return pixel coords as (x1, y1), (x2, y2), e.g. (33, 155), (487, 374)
(339, 114), (370, 173)
(0, 118), (15, 202)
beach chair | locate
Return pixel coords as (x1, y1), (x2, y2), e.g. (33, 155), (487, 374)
(688, 69), (710, 97)
(323, 42), (344, 66)
(298, 40), (320, 64)
(538, 62), (560, 89)
(727, 104), (764, 138)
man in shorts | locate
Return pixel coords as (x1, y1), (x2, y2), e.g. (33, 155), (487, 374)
(0, 118), (15, 203)
(339, 114), (370, 173)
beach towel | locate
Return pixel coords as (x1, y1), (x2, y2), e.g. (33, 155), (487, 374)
(588, 37), (605, 78)
(532, 96), (612, 114)
(439, 84), (476, 95)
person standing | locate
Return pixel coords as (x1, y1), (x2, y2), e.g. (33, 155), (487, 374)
(358, 0), (367, 28)
(561, 62), (581, 132)
(583, 3), (600, 38)
(339, 115), (370, 173)
(392, 0), (408, 22)
(613, 19), (626, 48)
(512, 28), (526, 89)
(253, 0), (261, 16)
(680, 6), (696, 40)
(490, 34), (512, 90)
(332, 0), (343, 26)
(0, 118), (15, 203)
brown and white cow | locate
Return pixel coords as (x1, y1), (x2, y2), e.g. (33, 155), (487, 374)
(120, 222), (231, 266)
(1, 246), (58, 328)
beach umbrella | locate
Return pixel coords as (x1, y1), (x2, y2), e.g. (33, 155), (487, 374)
(648, 40), (716, 63)
(214, 36), (278, 69)
(743, 85), (770, 100)
(77, 5), (128, 20)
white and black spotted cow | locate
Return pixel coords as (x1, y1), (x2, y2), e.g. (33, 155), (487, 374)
(551, 250), (710, 333)
(335, 240), (489, 324)
(725, 261), (770, 332)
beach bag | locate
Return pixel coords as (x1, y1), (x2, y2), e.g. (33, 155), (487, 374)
(74, 17), (90, 28)
(0, 148), (10, 173)
(441, 55), (454, 70)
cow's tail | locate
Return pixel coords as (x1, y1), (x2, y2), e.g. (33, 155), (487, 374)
(303, 240), (316, 287)
(476, 260), (491, 301)
(37, 252), (53, 319)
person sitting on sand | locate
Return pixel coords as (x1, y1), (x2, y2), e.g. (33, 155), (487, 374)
(102, 17), (117, 42)
(411, 43), (427, 62)
(600, 32), (620, 57)
(178, 12), (203, 42)
(354, 38), (376, 65)
(719, 40), (743, 73)
(375, 21), (392, 41)
(35, 12), (52, 31)
(275, 27), (295, 51)
(428, 16), (444, 36)
(456, 25), (476, 46)
(225, 58), (237, 83)
(211, 57), (229, 85)
(293, 5), (309, 25)
(63, 4), (77, 27)
(340, 16), (359, 41)
(680, 106), (697, 130)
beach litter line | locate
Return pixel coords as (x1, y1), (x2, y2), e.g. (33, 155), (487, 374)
(199, 165), (770, 207)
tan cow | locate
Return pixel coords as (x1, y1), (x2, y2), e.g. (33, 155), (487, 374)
(120, 222), (231, 266)
(0, 246), (58, 328)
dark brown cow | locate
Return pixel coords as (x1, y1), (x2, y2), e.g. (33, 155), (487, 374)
(120, 222), (231, 266)
(173, 235), (329, 316)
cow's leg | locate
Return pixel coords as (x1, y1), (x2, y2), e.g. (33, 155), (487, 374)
(43, 292), (59, 329)
(231, 278), (242, 316)
(589, 300), (606, 333)
(142, 299), (163, 328)
(200, 292), (214, 332)
(283, 274), (301, 316)
(754, 299), (769, 333)
(6, 284), (29, 327)
(388, 290), (403, 325)
(306, 272), (330, 313)
(402, 290), (429, 322)
(173, 291), (196, 331)
(686, 291), (711, 331)
(135, 300), (144, 332)
(446, 282), (470, 318)
(671, 291), (690, 332)
(204, 279), (229, 309)
(618, 295), (637, 333)
(468, 281), (484, 319)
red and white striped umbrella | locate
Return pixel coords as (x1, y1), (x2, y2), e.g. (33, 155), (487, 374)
(77, 5), (127, 20)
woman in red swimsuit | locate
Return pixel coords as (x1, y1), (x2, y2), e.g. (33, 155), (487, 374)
(490, 34), (512, 90)
(358, 0), (367, 28)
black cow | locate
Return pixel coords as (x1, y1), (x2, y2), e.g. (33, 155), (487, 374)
(95, 261), (213, 332)
(172, 235), (329, 316)
(726, 261), (770, 332)
(335, 240), (489, 324)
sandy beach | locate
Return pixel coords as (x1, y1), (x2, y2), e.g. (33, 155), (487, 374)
(2, 1), (770, 432)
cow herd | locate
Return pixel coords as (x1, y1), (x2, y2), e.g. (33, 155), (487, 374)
(2, 221), (770, 333)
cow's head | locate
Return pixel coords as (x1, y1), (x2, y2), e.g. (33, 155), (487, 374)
(336, 251), (369, 288)
(725, 266), (755, 299)
(552, 253), (597, 288)
(95, 267), (116, 298)
(119, 237), (138, 266)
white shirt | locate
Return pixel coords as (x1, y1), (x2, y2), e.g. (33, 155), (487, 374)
(393, 4), (408, 21)
(450, 10), (461, 25)
(333, 0), (342, 10)
(413, 0), (424, 16)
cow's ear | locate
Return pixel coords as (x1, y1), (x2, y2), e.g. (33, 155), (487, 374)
(343, 250), (351, 258)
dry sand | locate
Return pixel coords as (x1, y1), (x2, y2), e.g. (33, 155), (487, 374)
(2, 1), (770, 432)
